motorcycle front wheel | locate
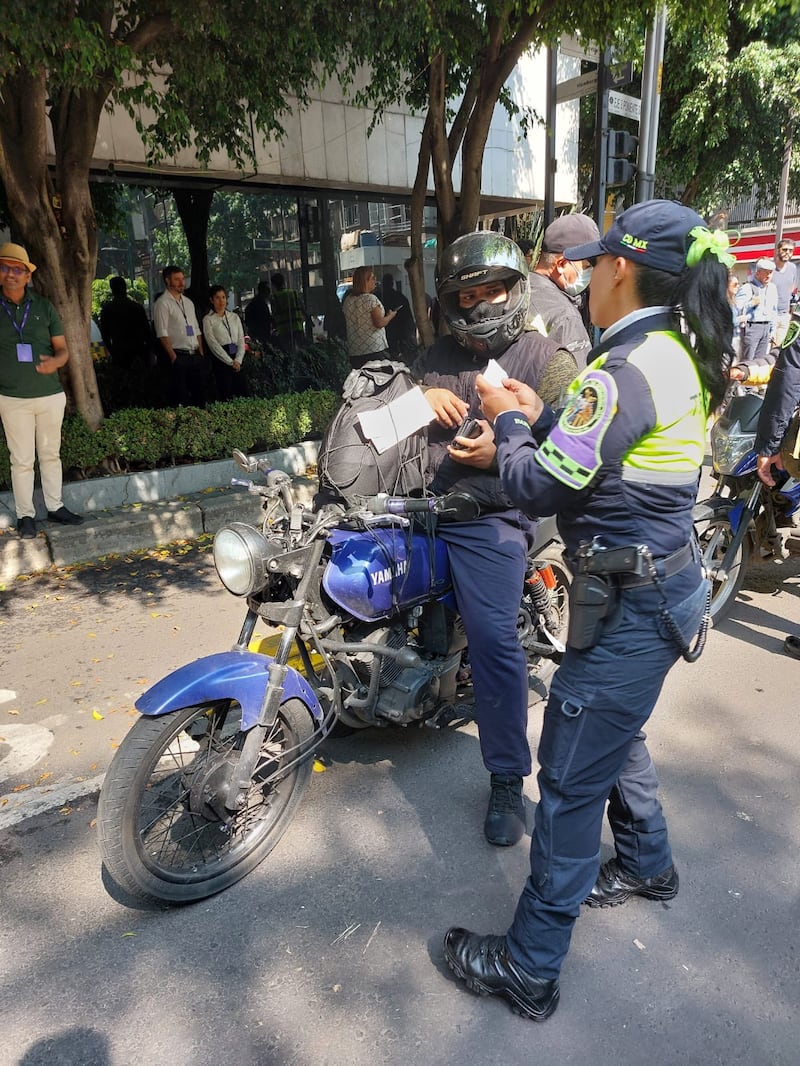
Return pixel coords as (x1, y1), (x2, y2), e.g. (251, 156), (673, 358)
(97, 698), (314, 904)
(695, 515), (751, 624)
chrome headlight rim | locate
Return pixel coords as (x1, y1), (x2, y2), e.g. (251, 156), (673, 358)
(213, 523), (280, 597)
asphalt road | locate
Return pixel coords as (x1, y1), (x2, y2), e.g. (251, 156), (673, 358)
(1, 541), (800, 1065)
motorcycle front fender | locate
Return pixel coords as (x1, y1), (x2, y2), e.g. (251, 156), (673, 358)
(693, 496), (735, 523)
(134, 651), (323, 730)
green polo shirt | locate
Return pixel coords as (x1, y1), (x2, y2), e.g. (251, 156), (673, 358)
(0, 288), (65, 398)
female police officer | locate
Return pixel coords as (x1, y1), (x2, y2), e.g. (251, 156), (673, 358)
(441, 200), (733, 1021)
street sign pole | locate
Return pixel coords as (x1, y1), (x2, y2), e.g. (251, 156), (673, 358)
(636, 5), (667, 202)
(592, 50), (610, 234)
(544, 47), (557, 228)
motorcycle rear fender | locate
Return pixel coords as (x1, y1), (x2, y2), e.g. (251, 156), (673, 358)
(134, 651), (323, 730)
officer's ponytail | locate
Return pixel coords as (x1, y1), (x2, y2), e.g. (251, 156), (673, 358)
(633, 254), (732, 411)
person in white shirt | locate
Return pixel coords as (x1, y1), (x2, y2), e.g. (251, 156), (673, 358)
(153, 265), (207, 406)
(735, 257), (778, 367)
(203, 285), (249, 399)
(343, 265), (397, 368)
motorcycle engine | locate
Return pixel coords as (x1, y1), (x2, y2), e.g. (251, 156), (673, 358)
(340, 623), (442, 725)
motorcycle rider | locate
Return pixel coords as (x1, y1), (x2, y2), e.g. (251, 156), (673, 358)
(419, 231), (578, 846)
(443, 201), (731, 1020)
(754, 318), (800, 657)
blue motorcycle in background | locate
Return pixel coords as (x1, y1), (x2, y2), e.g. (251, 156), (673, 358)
(97, 451), (570, 904)
(694, 390), (800, 623)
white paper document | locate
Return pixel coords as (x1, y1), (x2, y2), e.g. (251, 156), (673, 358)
(483, 358), (508, 387)
(358, 385), (435, 455)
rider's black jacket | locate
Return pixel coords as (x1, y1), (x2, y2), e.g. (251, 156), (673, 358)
(755, 325), (800, 456)
(420, 331), (576, 510)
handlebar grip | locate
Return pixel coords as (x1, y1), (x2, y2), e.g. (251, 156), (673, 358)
(362, 494), (437, 515)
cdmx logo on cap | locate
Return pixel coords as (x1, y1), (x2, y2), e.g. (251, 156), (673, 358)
(620, 233), (648, 253)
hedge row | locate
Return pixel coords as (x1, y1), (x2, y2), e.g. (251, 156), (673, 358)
(0, 390), (340, 491)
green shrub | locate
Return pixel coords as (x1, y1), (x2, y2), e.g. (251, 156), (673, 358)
(0, 389), (339, 491)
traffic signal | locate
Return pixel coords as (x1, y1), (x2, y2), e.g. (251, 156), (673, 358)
(606, 130), (638, 187)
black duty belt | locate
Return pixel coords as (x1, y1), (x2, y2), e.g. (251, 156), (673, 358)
(614, 542), (695, 587)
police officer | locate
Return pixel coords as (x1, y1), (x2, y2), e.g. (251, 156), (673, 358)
(441, 201), (732, 1021)
(420, 232), (578, 847)
(754, 318), (800, 656)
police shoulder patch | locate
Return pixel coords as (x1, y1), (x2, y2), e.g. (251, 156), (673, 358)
(782, 320), (800, 349)
(534, 370), (618, 490)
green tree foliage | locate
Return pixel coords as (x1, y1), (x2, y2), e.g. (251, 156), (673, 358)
(658, 2), (800, 212)
(0, 1), (357, 429)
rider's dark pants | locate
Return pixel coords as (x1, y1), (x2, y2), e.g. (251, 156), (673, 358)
(438, 510), (535, 779)
(506, 569), (708, 980)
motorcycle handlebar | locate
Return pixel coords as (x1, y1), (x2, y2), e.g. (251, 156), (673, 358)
(361, 492), (480, 522)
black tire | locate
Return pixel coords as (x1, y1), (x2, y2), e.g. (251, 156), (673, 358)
(97, 698), (315, 904)
(696, 515), (751, 624)
(519, 544), (571, 691)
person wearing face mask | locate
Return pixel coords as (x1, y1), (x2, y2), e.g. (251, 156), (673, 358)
(526, 214), (600, 368)
(419, 231), (578, 848)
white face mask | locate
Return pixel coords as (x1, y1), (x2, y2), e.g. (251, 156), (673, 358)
(563, 266), (593, 297)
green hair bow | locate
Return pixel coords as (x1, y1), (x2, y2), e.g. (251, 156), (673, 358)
(686, 226), (736, 268)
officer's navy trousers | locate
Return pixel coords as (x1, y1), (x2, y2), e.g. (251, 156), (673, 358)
(439, 511), (535, 779)
(507, 569), (708, 980)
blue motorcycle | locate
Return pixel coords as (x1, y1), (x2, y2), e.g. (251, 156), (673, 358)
(694, 390), (800, 622)
(97, 451), (569, 904)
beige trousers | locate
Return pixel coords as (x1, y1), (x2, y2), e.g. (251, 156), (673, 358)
(0, 391), (66, 519)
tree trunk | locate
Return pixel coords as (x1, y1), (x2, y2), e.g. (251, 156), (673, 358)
(173, 188), (214, 310)
(0, 69), (106, 429)
(408, 114), (435, 348)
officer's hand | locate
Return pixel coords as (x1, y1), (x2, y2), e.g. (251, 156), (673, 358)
(476, 374), (543, 425)
(447, 420), (496, 468)
(757, 453), (782, 487)
(425, 387), (468, 428)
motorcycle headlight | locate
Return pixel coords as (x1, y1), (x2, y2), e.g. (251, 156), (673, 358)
(213, 523), (281, 596)
(710, 419), (755, 475)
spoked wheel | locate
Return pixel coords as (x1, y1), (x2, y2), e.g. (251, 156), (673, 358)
(519, 544), (571, 690)
(695, 515), (751, 624)
(97, 698), (315, 904)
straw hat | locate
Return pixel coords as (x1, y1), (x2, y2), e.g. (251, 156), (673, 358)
(0, 242), (36, 273)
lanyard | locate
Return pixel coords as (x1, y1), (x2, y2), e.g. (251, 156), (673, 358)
(222, 312), (232, 338)
(0, 297), (31, 339)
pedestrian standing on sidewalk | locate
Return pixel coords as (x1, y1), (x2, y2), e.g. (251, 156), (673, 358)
(154, 266), (207, 407)
(0, 242), (83, 539)
(442, 201), (732, 1022)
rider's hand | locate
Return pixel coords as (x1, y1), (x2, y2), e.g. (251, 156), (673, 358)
(476, 374), (543, 425)
(757, 453), (782, 487)
(729, 366), (747, 382)
(447, 419), (496, 468)
(425, 387), (468, 428)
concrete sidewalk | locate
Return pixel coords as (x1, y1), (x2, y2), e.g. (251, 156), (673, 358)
(0, 441), (319, 583)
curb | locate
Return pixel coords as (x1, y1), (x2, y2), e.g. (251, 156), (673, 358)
(0, 443), (320, 583)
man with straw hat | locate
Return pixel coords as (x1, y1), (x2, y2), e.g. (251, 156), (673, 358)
(0, 242), (82, 539)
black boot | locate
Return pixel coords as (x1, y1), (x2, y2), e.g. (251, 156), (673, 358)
(584, 858), (679, 908)
(443, 928), (560, 1021)
(484, 773), (525, 846)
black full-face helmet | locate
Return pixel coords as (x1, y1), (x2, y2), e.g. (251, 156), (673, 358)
(436, 231), (529, 358)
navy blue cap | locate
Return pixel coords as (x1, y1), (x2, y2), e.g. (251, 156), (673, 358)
(564, 200), (707, 276)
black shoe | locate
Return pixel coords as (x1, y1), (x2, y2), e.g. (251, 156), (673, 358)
(443, 928), (560, 1022)
(783, 635), (800, 660)
(584, 858), (679, 908)
(16, 516), (36, 540)
(47, 506), (83, 525)
(484, 773), (525, 846)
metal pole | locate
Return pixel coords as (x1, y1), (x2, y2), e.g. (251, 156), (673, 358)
(544, 47), (557, 227)
(636, 5), (667, 202)
(592, 49), (609, 232)
(775, 126), (793, 249)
